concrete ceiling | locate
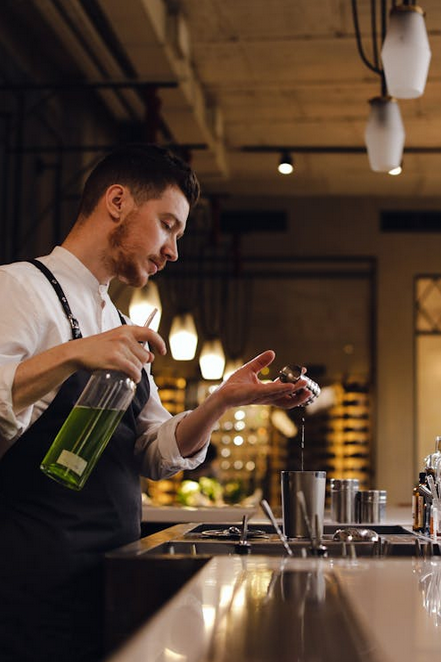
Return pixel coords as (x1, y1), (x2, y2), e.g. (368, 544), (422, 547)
(3, 0), (441, 198)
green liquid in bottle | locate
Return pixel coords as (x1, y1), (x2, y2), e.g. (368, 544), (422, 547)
(41, 405), (125, 490)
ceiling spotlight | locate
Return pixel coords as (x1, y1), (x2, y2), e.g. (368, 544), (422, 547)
(381, 4), (431, 100)
(278, 151), (294, 175)
(365, 96), (405, 173)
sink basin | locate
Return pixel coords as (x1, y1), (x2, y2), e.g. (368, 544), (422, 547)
(142, 523), (426, 558)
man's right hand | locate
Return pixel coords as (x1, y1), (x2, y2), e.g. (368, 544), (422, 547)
(12, 325), (167, 414)
(73, 325), (167, 383)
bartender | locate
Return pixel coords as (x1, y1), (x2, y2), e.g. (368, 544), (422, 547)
(0, 143), (312, 662)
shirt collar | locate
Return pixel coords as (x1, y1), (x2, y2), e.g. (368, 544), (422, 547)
(49, 246), (110, 294)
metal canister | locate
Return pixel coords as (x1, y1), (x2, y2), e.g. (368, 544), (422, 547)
(330, 478), (360, 523)
(356, 490), (387, 523)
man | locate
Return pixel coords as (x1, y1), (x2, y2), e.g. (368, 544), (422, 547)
(0, 144), (311, 661)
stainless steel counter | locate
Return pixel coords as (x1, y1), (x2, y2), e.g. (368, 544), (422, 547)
(106, 551), (441, 662)
(105, 508), (440, 661)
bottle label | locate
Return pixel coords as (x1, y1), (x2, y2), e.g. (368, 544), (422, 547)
(57, 450), (87, 476)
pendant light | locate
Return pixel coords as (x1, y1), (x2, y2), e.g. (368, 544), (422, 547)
(365, 96), (405, 173)
(352, 0), (430, 175)
(199, 338), (225, 380)
(169, 312), (198, 360)
(129, 281), (162, 331)
(381, 5), (431, 100)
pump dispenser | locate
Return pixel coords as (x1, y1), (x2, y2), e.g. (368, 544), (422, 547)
(413, 472), (427, 532)
(424, 436), (441, 474)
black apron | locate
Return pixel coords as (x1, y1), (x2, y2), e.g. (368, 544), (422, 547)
(0, 261), (150, 662)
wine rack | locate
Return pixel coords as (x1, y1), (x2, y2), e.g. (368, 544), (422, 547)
(209, 403), (273, 497)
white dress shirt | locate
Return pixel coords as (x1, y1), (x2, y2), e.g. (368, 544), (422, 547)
(0, 246), (207, 477)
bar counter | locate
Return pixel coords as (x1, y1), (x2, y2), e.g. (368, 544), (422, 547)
(106, 553), (441, 662)
(104, 508), (441, 662)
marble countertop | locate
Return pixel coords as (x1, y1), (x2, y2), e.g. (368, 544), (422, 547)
(142, 503), (257, 523)
(142, 503), (412, 527)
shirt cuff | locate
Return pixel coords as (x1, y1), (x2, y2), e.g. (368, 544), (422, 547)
(155, 410), (209, 472)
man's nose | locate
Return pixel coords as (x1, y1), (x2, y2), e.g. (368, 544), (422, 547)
(163, 236), (178, 262)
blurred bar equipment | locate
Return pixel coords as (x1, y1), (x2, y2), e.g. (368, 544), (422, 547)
(356, 489), (387, 523)
(330, 478), (360, 523)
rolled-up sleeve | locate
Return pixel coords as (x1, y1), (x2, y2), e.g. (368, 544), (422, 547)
(0, 361), (34, 455)
(0, 271), (44, 458)
(134, 372), (209, 480)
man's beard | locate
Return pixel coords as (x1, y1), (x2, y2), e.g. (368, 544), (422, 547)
(106, 218), (146, 287)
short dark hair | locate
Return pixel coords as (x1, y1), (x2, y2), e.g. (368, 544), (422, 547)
(78, 143), (200, 217)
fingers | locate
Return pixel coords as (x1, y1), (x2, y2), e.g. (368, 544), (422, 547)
(260, 377), (309, 400)
(115, 327), (166, 380)
(76, 325), (167, 383)
(273, 384), (314, 409)
(241, 350), (276, 374)
(244, 378), (313, 408)
(130, 326), (167, 356)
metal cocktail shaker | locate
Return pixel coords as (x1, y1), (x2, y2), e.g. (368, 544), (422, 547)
(278, 365), (321, 405)
(281, 470), (326, 539)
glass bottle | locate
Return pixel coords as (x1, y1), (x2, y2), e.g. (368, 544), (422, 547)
(41, 370), (136, 490)
(412, 472), (426, 532)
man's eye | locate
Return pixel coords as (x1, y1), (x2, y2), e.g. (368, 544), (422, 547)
(161, 221), (172, 231)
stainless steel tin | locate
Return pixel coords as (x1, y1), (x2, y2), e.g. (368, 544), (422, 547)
(281, 470), (326, 539)
(330, 478), (360, 523)
(356, 490), (387, 523)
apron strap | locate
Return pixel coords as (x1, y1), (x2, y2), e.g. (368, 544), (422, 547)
(28, 258), (127, 336)
(28, 259), (82, 340)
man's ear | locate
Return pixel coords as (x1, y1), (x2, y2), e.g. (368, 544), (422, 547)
(105, 184), (128, 221)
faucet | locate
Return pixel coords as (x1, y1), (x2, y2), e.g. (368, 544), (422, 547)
(234, 514), (252, 554)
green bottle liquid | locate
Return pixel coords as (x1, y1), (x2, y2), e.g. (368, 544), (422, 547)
(41, 405), (125, 490)
(41, 370), (136, 490)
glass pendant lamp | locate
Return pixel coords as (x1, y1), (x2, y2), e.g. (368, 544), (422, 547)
(199, 339), (225, 380)
(365, 96), (405, 173)
(169, 312), (198, 360)
(129, 282), (162, 332)
(381, 5), (431, 100)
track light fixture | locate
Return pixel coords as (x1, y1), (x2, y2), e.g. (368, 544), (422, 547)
(278, 151), (294, 175)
